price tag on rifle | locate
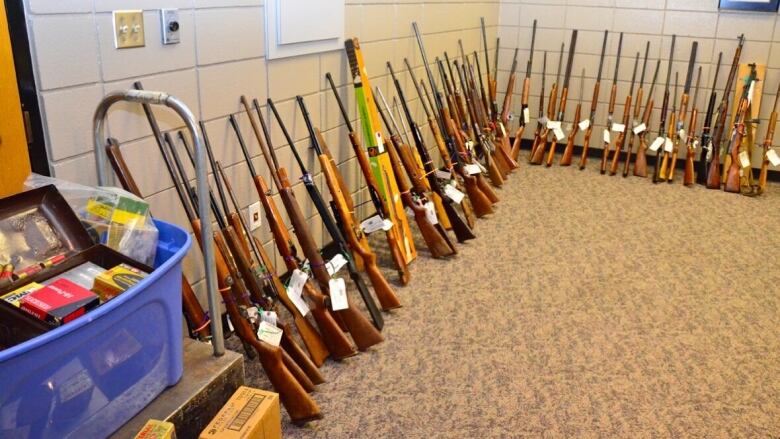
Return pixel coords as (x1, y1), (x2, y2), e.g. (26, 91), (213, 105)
(767, 149), (780, 167)
(546, 120), (561, 130)
(435, 169), (452, 180)
(678, 129), (686, 140)
(444, 183), (465, 204)
(612, 123), (626, 133)
(603, 129), (610, 144)
(578, 119), (590, 131)
(523, 108), (530, 124)
(693, 140), (699, 151)
(287, 269), (310, 316)
(424, 201), (439, 225)
(649, 137), (665, 152)
(738, 150), (752, 168)
(256, 321), (283, 347)
(465, 140), (475, 151)
(361, 215), (385, 234)
(632, 123), (646, 135)
(245, 306), (259, 324)
(326, 253), (349, 276)
(664, 137), (674, 153)
(465, 163), (482, 175)
(261, 310), (277, 327)
(553, 127), (566, 142)
(226, 315), (235, 332)
(382, 219), (393, 231)
(748, 80), (756, 104)
(706, 141), (713, 161)
(328, 278), (349, 311)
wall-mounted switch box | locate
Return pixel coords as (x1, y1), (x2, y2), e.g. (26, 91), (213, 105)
(113, 10), (145, 49)
(160, 9), (180, 45)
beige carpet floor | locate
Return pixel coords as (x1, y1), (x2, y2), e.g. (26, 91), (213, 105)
(240, 162), (780, 438)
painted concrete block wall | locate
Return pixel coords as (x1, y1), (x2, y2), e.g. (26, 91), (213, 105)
(24, 0), (499, 301)
(497, 0), (780, 166)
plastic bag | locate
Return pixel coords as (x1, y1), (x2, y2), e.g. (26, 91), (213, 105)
(24, 174), (158, 266)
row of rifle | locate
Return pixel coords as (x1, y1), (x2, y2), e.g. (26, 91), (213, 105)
(101, 18), (524, 425)
(518, 27), (779, 195)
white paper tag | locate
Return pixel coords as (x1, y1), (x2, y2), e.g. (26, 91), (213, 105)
(603, 129), (610, 144)
(257, 321), (283, 347)
(738, 150), (751, 168)
(632, 123), (646, 135)
(465, 163), (482, 175)
(664, 137), (674, 153)
(578, 119), (590, 131)
(748, 80), (756, 104)
(326, 253), (348, 276)
(523, 108), (530, 123)
(612, 123), (626, 133)
(553, 127), (566, 141)
(538, 116), (548, 126)
(435, 169), (452, 180)
(381, 219), (393, 231)
(361, 215), (385, 234)
(465, 140), (475, 151)
(328, 278), (349, 311)
(692, 140), (699, 150)
(444, 183), (465, 204)
(649, 137), (665, 152)
(245, 306), (259, 324)
(261, 310), (277, 327)
(287, 269), (310, 316)
(706, 141), (713, 161)
(678, 129), (686, 140)
(546, 120), (561, 130)
(424, 201), (439, 224)
(767, 149), (780, 166)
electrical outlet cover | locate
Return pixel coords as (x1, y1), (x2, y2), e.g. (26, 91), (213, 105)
(113, 10), (145, 49)
(248, 202), (262, 231)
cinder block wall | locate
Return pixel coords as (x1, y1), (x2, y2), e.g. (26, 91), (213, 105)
(497, 0), (780, 161)
(24, 0), (499, 300)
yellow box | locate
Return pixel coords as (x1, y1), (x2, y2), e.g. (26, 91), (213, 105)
(134, 420), (176, 439)
(199, 387), (281, 439)
(92, 263), (146, 301)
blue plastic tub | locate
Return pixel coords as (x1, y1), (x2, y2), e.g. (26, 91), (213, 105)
(0, 219), (191, 438)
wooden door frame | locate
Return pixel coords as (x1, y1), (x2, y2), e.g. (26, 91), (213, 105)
(4, 0), (48, 176)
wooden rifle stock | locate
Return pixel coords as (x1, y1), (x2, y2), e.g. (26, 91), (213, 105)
(758, 83), (780, 193)
(609, 94), (632, 175)
(623, 87), (644, 177)
(659, 110), (676, 179)
(633, 97), (654, 177)
(510, 77), (531, 160)
(531, 82), (558, 165)
(683, 107), (699, 185)
(560, 101), (580, 166)
(668, 94), (690, 183)
(725, 96), (750, 193)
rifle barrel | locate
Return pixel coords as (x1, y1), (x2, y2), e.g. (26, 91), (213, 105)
(325, 73), (354, 133)
(563, 30), (578, 89)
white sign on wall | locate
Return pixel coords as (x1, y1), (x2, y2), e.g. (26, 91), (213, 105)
(266, 0), (345, 59)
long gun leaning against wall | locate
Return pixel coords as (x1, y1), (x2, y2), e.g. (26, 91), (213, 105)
(683, 66), (703, 186)
(757, 82), (780, 194)
(600, 32), (623, 174)
(579, 30), (608, 170)
(706, 35), (744, 189)
(292, 96), (403, 313)
(664, 41), (698, 183)
(652, 34), (676, 183)
(546, 30), (578, 167)
(560, 70), (585, 166)
(322, 75), (411, 285)
(345, 37), (417, 277)
(231, 106), (359, 359)
(530, 43), (564, 165)
(724, 66), (757, 193)
(623, 42), (650, 177)
(696, 52), (722, 185)
(511, 19), (536, 161)
(609, 51), (639, 175)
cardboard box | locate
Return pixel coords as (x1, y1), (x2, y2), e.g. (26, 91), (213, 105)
(134, 420), (177, 439)
(20, 278), (99, 325)
(92, 263), (147, 301)
(199, 386), (281, 439)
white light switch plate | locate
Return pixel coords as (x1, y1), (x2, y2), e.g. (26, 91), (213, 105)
(113, 10), (145, 49)
(248, 202), (262, 231)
